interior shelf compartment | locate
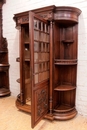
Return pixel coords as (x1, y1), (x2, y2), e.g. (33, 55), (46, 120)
(53, 104), (75, 113)
(0, 87), (10, 96)
(54, 84), (76, 91)
(54, 59), (77, 65)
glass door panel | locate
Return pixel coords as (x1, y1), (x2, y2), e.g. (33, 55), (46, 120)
(29, 12), (50, 128)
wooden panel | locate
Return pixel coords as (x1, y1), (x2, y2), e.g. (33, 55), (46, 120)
(53, 6), (81, 120)
(29, 11), (50, 128)
(34, 85), (48, 122)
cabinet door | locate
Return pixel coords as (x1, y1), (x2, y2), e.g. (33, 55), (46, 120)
(29, 11), (50, 128)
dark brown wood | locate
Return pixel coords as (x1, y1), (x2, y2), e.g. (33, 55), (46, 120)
(53, 109), (77, 120)
(16, 95), (31, 113)
(53, 6), (81, 120)
(49, 21), (54, 115)
(54, 105), (75, 113)
(14, 5), (81, 128)
(0, 0), (10, 97)
(16, 57), (20, 62)
(54, 59), (77, 65)
(54, 6), (81, 23)
(29, 11), (50, 128)
(0, 0), (6, 4)
(54, 85), (76, 91)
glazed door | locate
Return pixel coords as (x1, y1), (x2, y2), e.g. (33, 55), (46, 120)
(29, 11), (50, 128)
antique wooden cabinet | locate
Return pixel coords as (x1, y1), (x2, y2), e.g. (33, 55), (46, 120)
(0, 0), (10, 97)
(14, 5), (81, 128)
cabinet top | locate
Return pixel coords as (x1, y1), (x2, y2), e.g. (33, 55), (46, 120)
(13, 5), (81, 27)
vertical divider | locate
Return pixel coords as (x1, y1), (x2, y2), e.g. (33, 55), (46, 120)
(49, 21), (54, 114)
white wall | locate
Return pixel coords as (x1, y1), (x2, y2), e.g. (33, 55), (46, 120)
(2, 0), (87, 117)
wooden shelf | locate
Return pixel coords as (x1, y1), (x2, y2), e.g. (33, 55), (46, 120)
(25, 58), (30, 61)
(0, 50), (8, 53)
(0, 88), (10, 96)
(0, 64), (9, 67)
(34, 60), (49, 64)
(0, 64), (9, 71)
(34, 39), (49, 44)
(54, 104), (75, 113)
(62, 40), (74, 43)
(54, 59), (77, 65)
(54, 84), (76, 91)
(24, 41), (30, 44)
(17, 78), (30, 84)
(16, 57), (30, 62)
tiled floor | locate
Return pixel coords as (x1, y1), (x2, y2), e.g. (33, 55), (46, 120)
(0, 96), (87, 130)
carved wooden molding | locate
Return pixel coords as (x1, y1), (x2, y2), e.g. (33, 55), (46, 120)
(18, 16), (29, 24)
(39, 12), (53, 20)
(35, 88), (48, 119)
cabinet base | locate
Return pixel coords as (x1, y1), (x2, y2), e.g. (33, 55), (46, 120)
(16, 95), (77, 121)
(44, 109), (77, 121)
(0, 88), (10, 97)
(53, 109), (77, 120)
(16, 99), (31, 113)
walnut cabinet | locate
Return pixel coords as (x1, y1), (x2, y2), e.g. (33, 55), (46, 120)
(14, 5), (81, 128)
(0, 0), (10, 97)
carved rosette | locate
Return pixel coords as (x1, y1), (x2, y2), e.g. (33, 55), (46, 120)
(39, 12), (54, 20)
(13, 11), (54, 28)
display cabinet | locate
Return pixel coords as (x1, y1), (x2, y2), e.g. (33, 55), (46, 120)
(0, 0), (10, 97)
(14, 5), (81, 128)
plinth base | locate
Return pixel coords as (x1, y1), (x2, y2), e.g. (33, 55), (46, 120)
(0, 88), (10, 97)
